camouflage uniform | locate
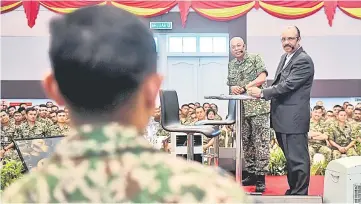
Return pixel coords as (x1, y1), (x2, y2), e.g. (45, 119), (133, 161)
(37, 117), (53, 127)
(1, 123), (16, 149)
(308, 120), (332, 163)
(183, 119), (196, 126)
(14, 121), (48, 139)
(215, 115), (222, 120)
(155, 126), (170, 137)
(1, 123), (20, 160)
(227, 53), (271, 175)
(48, 124), (71, 137)
(219, 128), (233, 148)
(180, 117), (191, 125)
(325, 121), (358, 159)
(2, 123), (252, 203)
(352, 123), (361, 155)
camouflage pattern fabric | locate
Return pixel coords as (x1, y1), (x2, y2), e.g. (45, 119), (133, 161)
(309, 145), (332, 164)
(37, 117), (53, 127)
(2, 148), (20, 161)
(182, 118), (196, 126)
(14, 121), (48, 139)
(227, 53), (270, 117)
(243, 113), (270, 175)
(1, 123), (16, 148)
(155, 126), (170, 137)
(2, 123), (252, 203)
(219, 128), (233, 148)
(48, 124), (71, 137)
(180, 117), (191, 125)
(346, 118), (355, 124)
(332, 148), (358, 159)
(215, 115), (222, 120)
(308, 119), (332, 163)
(325, 121), (357, 147)
(309, 119), (328, 146)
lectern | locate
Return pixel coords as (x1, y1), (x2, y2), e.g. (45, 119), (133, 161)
(204, 94), (257, 184)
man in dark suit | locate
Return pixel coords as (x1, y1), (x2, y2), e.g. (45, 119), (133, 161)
(247, 26), (314, 195)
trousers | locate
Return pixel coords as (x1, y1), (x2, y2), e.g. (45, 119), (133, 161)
(242, 113), (270, 175)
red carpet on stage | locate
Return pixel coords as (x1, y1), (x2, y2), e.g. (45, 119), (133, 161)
(243, 175), (324, 196)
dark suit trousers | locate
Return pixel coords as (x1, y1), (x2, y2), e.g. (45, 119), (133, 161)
(275, 132), (310, 195)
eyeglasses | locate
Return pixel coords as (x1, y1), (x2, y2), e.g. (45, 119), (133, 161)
(281, 37), (298, 42)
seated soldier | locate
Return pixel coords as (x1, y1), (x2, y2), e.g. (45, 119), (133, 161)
(48, 110), (70, 136)
(179, 104), (190, 124)
(308, 106), (332, 164)
(14, 107), (48, 139)
(352, 122), (361, 155)
(326, 109), (358, 159)
(0, 110), (19, 161)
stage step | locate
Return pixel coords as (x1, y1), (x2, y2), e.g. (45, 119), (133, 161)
(250, 195), (323, 203)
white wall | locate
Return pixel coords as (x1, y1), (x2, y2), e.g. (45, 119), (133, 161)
(247, 8), (361, 80)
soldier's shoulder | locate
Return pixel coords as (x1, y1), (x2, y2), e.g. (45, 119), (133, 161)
(2, 171), (43, 202)
(247, 53), (262, 60)
(161, 156), (251, 202)
(324, 120), (336, 126)
(229, 58), (238, 64)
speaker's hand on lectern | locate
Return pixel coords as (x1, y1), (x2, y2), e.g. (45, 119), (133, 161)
(247, 87), (262, 98)
(231, 86), (244, 95)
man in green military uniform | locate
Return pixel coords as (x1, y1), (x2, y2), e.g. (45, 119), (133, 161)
(326, 109), (358, 159)
(0, 110), (19, 161)
(48, 110), (71, 136)
(227, 37), (270, 192)
(2, 6), (252, 203)
(308, 106), (332, 164)
(14, 107), (48, 139)
(37, 104), (54, 126)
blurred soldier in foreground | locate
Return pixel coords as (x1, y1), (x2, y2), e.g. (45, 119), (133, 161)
(2, 5), (252, 203)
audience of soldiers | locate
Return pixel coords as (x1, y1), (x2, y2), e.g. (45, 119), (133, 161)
(1, 100), (361, 168)
(0, 102), (70, 160)
(146, 100), (361, 167)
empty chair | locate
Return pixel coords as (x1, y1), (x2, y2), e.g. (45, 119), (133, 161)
(195, 100), (236, 167)
(159, 90), (221, 161)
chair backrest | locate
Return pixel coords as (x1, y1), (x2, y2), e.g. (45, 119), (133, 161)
(226, 100), (236, 121)
(159, 90), (180, 128)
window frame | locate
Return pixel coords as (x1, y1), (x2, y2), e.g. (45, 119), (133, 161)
(166, 33), (229, 57)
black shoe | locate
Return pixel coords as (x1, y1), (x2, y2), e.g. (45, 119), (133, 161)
(255, 175), (266, 193)
(242, 173), (257, 186)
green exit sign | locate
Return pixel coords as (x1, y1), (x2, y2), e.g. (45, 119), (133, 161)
(150, 22), (172, 30)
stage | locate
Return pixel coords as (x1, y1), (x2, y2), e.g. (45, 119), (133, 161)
(244, 175), (324, 203)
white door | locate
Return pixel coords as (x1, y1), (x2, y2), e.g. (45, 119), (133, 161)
(166, 57), (198, 106)
(166, 56), (229, 117)
(197, 57), (229, 117)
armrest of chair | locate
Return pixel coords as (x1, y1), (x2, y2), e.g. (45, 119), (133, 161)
(195, 120), (235, 126)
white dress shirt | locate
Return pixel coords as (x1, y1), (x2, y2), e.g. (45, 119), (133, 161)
(283, 46), (302, 69)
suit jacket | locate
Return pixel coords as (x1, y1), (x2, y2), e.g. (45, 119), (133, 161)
(262, 47), (314, 134)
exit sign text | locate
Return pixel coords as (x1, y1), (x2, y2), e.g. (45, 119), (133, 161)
(150, 22), (172, 30)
